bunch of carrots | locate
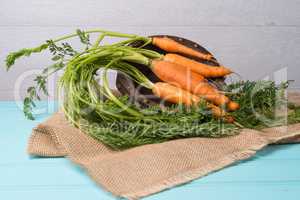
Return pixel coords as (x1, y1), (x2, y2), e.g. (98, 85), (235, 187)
(5, 29), (239, 123)
(7, 29), (300, 149)
(124, 36), (240, 122)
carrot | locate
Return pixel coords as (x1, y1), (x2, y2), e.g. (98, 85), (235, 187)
(152, 37), (213, 61)
(152, 82), (200, 106)
(207, 103), (235, 123)
(150, 60), (229, 106)
(163, 53), (232, 78)
(152, 82), (234, 122)
(227, 101), (240, 111)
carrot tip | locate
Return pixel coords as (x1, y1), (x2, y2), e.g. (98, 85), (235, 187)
(225, 115), (235, 123)
(227, 101), (240, 111)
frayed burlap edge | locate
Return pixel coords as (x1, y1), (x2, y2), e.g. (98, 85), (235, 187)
(122, 130), (300, 200)
(27, 126), (66, 157)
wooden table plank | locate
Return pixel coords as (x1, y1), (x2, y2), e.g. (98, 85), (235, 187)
(0, 101), (299, 200)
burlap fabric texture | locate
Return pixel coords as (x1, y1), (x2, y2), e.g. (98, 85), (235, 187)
(28, 93), (300, 199)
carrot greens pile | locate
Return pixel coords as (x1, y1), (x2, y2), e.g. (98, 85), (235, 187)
(5, 29), (300, 149)
(225, 80), (299, 129)
(79, 97), (238, 149)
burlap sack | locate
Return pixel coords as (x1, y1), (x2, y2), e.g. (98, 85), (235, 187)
(27, 94), (300, 200)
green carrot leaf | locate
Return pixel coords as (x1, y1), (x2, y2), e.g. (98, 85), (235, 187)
(76, 29), (91, 46)
(5, 43), (48, 71)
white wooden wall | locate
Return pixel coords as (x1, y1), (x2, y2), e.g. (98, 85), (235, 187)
(1, 0), (299, 100)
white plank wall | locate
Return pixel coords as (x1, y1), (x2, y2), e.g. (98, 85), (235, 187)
(0, 0), (300, 100)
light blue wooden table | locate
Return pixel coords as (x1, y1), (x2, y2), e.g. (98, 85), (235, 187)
(1, 101), (299, 200)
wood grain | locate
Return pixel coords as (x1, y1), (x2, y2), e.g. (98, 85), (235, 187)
(1, 0), (300, 100)
(0, 102), (300, 199)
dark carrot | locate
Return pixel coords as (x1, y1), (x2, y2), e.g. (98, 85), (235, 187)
(207, 103), (235, 123)
(163, 53), (232, 78)
(150, 60), (230, 106)
(152, 82), (234, 122)
(152, 37), (213, 61)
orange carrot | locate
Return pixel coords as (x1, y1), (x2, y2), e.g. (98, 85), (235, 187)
(227, 101), (240, 111)
(152, 82), (200, 106)
(163, 53), (232, 77)
(152, 37), (213, 61)
(150, 60), (229, 106)
(152, 82), (234, 122)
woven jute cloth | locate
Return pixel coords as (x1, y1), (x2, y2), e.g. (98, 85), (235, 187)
(27, 94), (300, 200)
